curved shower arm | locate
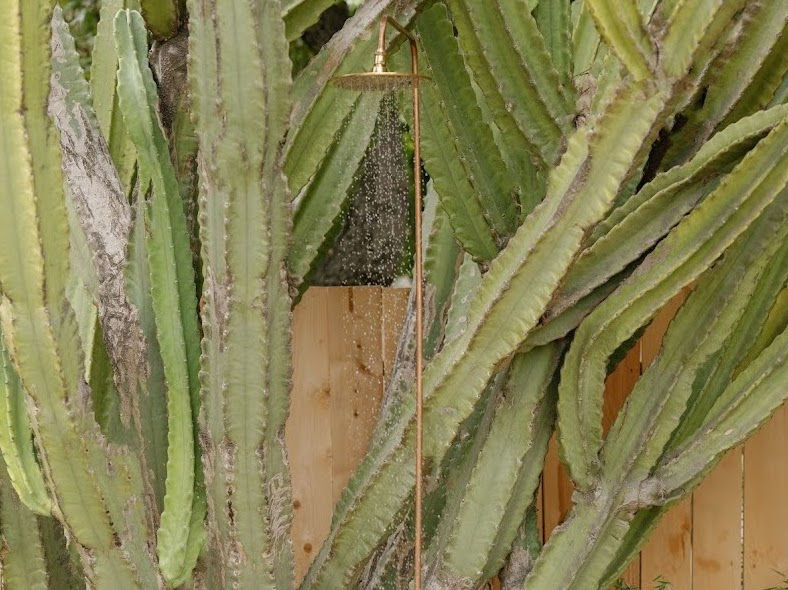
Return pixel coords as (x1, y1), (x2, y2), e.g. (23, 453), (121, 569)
(374, 16), (419, 77)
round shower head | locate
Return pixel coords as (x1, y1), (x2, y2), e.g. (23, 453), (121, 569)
(330, 71), (428, 92)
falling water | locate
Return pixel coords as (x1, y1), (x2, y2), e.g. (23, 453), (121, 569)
(312, 92), (413, 287)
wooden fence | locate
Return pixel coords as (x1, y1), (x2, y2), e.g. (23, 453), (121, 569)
(286, 287), (788, 589)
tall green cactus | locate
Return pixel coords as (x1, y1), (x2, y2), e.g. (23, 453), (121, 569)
(0, 0), (786, 588)
(187, 0), (294, 587)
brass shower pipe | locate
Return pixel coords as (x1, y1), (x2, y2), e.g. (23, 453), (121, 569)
(331, 15), (426, 590)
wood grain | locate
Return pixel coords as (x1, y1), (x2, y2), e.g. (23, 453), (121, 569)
(288, 288), (334, 581)
(288, 287), (409, 582)
(693, 449), (743, 590)
(328, 287), (384, 501)
(744, 403), (788, 589)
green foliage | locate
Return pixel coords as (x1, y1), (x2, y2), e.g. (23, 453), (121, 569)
(0, 0), (785, 588)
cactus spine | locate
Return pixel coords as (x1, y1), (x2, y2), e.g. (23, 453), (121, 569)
(188, 0), (294, 586)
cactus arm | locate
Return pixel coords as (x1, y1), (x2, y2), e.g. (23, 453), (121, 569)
(602, 205), (785, 483)
(665, 3), (787, 165)
(592, 104), (788, 243)
(521, 204), (787, 590)
(457, 0), (571, 166)
(114, 10), (204, 583)
(304, 82), (666, 587)
(584, 0), (655, 80)
(572, 2), (601, 77)
(551, 104), (788, 317)
(49, 8), (151, 438)
(417, 66), (499, 260)
(282, 0), (337, 41)
(91, 0), (138, 192)
(441, 255), (482, 347)
(526, 278), (620, 348)
(0, 329), (51, 515)
(0, 4), (157, 585)
(124, 193), (170, 506)
(558, 118), (788, 491)
(38, 516), (86, 589)
(741, 284), (788, 370)
(418, 3), (519, 238)
(482, 391), (554, 580)
(253, 1), (297, 585)
(140, 0), (181, 39)
(425, 345), (561, 589)
(722, 26), (788, 126)
(423, 83), (663, 462)
(0, 458), (48, 590)
(496, 0), (576, 127)
(669, 237), (788, 449)
(423, 191), (464, 359)
(422, 371), (506, 584)
(653, 326), (788, 498)
(185, 2), (232, 585)
(445, 0), (546, 201)
(659, 0), (745, 80)
(535, 0), (573, 89)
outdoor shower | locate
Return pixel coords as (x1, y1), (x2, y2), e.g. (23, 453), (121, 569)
(332, 16), (427, 589)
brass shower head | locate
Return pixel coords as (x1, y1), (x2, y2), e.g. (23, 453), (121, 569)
(330, 71), (427, 92)
(329, 16), (427, 92)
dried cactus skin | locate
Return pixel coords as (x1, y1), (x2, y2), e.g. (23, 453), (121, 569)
(0, 4), (160, 587)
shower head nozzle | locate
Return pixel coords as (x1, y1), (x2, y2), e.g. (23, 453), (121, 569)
(330, 71), (427, 92)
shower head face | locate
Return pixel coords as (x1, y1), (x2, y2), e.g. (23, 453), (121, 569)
(330, 71), (427, 92)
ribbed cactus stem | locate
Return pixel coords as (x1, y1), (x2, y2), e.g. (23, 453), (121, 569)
(188, 0), (294, 586)
(0, 4), (159, 586)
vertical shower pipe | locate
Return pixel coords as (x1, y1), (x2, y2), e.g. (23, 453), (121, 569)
(375, 16), (424, 589)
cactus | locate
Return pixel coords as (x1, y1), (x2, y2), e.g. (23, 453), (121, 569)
(0, 0), (786, 588)
(187, 0), (294, 587)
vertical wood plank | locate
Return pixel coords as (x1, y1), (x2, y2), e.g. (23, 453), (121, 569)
(693, 449), (743, 590)
(640, 290), (692, 590)
(744, 404), (788, 589)
(287, 288), (334, 582)
(640, 498), (693, 589)
(542, 435), (573, 539)
(535, 483), (544, 544)
(329, 287), (384, 502)
(604, 343), (642, 588)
